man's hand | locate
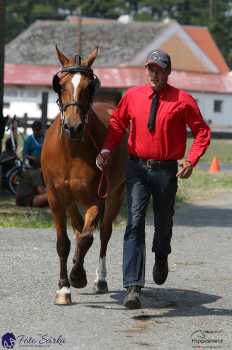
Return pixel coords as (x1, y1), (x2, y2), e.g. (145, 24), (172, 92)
(96, 149), (111, 170)
(176, 160), (193, 179)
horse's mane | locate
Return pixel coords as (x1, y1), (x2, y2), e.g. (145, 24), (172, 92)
(92, 102), (115, 126)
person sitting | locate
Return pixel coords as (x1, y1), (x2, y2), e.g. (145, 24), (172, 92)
(16, 168), (48, 207)
(23, 121), (44, 168)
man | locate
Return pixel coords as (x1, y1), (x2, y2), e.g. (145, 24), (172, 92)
(23, 121), (44, 168)
(16, 168), (48, 207)
(96, 49), (210, 309)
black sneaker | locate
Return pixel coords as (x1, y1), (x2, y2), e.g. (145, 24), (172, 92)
(123, 286), (141, 309)
(153, 256), (168, 285)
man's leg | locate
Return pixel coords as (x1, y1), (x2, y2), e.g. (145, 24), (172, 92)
(123, 158), (150, 289)
(150, 166), (178, 284)
(151, 167), (177, 257)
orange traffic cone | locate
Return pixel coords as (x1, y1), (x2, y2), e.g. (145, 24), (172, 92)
(209, 156), (220, 173)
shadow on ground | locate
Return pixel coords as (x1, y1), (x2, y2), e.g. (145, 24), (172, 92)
(147, 203), (232, 228)
(109, 287), (232, 317)
(78, 287), (232, 317)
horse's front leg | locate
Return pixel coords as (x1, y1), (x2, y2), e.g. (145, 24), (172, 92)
(67, 203), (84, 265)
(69, 204), (99, 289)
(94, 184), (124, 294)
(49, 193), (71, 305)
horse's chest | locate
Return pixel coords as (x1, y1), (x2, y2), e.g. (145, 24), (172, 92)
(53, 165), (97, 197)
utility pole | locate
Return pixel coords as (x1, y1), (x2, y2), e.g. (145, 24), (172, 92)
(209, 0), (213, 25)
(76, 8), (82, 55)
(0, 0), (6, 153)
(41, 91), (48, 133)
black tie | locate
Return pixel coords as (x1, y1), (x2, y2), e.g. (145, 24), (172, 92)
(147, 93), (159, 132)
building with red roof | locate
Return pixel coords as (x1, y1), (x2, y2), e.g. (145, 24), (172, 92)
(3, 17), (232, 126)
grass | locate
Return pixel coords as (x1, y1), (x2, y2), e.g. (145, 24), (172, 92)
(187, 138), (232, 164)
(0, 192), (53, 228)
(177, 169), (232, 203)
(0, 212), (53, 228)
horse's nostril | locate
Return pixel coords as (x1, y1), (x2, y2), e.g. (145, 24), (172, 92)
(68, 123), (84, 139)
(64, 122), (69, 130)
(77, 123), (84, 133)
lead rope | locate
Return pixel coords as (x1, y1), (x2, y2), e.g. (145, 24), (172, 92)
(85, 127), (109, 199)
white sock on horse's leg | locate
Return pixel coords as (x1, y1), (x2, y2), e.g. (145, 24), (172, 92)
(56, 286), (71, 295)
(55, 286), (72, 305)
(95, 257), (107, 282)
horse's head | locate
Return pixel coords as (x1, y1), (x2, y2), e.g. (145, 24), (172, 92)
(53, 46), (100, 140)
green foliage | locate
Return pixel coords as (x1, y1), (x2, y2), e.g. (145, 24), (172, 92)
(75, 0), (125, 18)
(0, 213), (53, 228)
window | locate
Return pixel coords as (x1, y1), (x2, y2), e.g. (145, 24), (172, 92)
(3, 102), (10, 108)
(19, 90), (39, 98)
(214, 100), (223, 113)
(5, 89), (18, 97)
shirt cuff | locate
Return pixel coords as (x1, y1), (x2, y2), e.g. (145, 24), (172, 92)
(101, 149), (111, 154)
(187, 157), (197, 167)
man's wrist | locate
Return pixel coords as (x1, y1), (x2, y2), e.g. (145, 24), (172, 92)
(186, 159), (193, 167)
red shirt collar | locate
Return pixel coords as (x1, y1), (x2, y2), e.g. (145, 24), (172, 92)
(145, 83), (170, 99)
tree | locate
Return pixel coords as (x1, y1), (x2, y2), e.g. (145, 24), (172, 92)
(74, 0), (125, 18)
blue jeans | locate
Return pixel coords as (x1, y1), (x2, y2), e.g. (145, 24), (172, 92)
(123, 156), (178, 288)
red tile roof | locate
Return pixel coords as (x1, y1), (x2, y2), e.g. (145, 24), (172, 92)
(4, 63), (232, 94)
(183, 25), (229, 74)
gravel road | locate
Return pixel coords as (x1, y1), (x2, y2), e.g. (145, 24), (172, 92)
(0, 193), (232, 350)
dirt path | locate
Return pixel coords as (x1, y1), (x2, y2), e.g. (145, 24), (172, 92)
(0, 192), (232, 349)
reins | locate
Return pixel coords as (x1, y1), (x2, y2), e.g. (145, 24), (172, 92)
(85, 126), (109, 199)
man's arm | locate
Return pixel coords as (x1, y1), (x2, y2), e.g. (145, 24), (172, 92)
(96, 93), (130, 170)
(176, 99), (210, 179)
(184, 101), (211, 167)
(23, 136), (31, 160)
(103, 93), (130, 151)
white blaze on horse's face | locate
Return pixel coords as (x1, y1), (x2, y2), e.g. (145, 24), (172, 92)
(71, 73), (81, 99)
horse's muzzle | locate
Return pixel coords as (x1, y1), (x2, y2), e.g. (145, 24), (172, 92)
(64, 122), (84, 139)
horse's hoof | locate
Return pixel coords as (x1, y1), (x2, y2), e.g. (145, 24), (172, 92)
(93, 280), (109, 294)
(69, 267), (87, 289)
(55, 287), (72, 305)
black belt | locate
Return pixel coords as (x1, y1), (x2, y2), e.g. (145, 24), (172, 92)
(129, 155), (177, 169)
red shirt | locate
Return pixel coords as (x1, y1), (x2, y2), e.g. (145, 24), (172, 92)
(103, 84), (210, 166)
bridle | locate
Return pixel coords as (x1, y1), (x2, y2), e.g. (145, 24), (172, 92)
(52, 55), (107, 198)
(52, 55), (101, 135)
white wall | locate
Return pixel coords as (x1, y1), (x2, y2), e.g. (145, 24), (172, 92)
(190, 91), (232, 126)
(3, 85), (232, 127)
(3, 86), (59, 120)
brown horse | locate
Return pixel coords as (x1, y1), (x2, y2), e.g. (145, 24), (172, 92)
(41, 47), (127, 305)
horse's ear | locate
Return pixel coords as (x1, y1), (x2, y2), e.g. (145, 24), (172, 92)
(84, 47), (99, 67)
(55, 45), (69, 66)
